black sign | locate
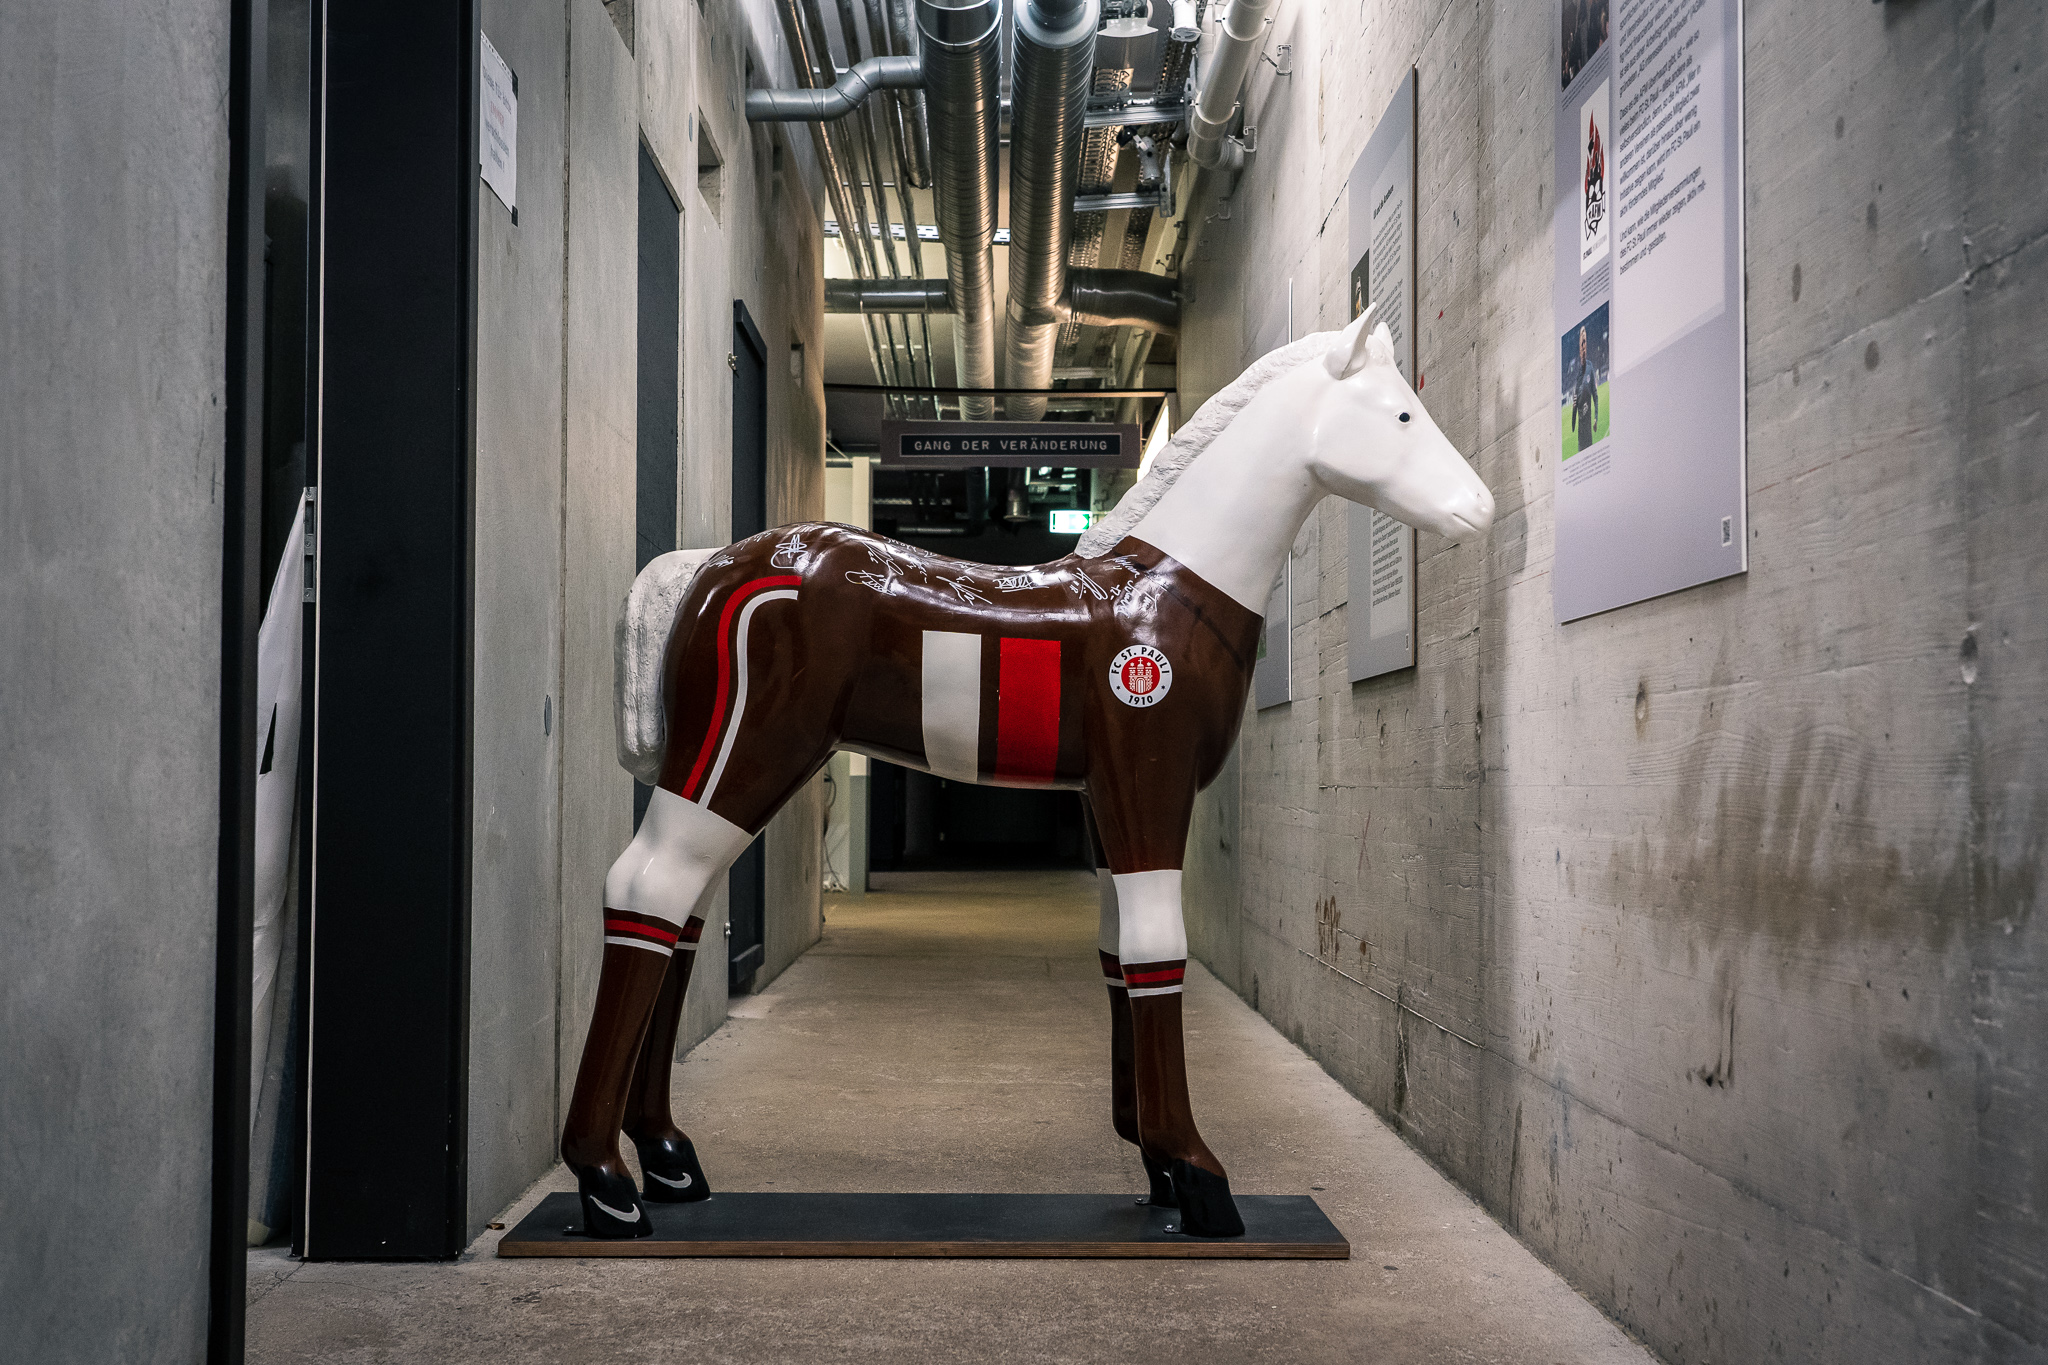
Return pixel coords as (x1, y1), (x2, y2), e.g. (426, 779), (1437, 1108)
(878, 419), (1142, 469)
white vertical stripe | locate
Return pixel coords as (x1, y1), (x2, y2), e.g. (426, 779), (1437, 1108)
(920, 630), (982, 782)
(699, 588), (799, 807)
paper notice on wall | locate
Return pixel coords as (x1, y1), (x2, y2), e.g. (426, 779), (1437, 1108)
(1346, 70), (1420, 683)
(1551, 0), (1745, 623)
(480, 32), (518, 218)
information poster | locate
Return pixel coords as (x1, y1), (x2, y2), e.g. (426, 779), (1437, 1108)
(1346, 70), (1419, 682)
(1553, 0), (1745, 622)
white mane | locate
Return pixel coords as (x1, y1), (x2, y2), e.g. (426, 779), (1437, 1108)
(1076, 329), (1345, 558)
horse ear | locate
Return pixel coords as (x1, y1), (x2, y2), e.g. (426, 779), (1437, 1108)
(1367, 321), (1398, 370)
(1323, 304), (1378, 380)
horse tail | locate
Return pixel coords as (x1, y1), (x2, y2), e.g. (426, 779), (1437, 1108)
(614, 547), (723, 786)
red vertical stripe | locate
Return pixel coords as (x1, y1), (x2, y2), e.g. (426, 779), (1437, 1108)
(994, 638), (1062, 783)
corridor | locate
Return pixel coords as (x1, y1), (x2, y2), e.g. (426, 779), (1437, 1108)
(246, 872), (1648, 1363)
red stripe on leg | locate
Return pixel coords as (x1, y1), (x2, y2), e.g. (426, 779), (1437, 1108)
(605, 918), (681, 947)
(1123, 966), (1185, 986)
(993, 637), (1061, 784)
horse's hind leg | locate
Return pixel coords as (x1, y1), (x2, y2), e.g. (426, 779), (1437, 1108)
(621, 888), (713, 1202)
(561, 788), (750, 1237)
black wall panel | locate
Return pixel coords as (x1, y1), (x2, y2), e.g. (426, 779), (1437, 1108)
(305, 0), (477, 1260)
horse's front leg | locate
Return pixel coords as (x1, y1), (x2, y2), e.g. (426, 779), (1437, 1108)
(561, 788), (750, 1237)
(1108, 866), (1246, 1238)
(1084, 801), (1177, 1209)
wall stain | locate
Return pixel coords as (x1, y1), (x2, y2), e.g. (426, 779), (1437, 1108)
(1627, 654), (1972, 952)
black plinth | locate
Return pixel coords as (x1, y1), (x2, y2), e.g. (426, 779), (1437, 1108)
(497, 1192), (1349, 1259)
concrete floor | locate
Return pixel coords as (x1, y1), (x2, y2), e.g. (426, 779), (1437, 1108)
(248, 870), (1653, 1364)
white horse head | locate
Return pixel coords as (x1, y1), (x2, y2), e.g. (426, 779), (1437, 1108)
(1307, 307), (1494, 543)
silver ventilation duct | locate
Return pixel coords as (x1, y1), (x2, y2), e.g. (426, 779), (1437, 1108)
(744, 55), (922, 122)
(1002, 0), (1099, 420)
(917, 0), (1003, 419)
(824, 269), (1177, 334)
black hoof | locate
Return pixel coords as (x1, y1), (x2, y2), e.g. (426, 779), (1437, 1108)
(1139, 1150), (1178, 1208)
(634, 1134), (712, 1203)
(575, 1167), (653, 1238)
(1166, 1159), (1246, 1238)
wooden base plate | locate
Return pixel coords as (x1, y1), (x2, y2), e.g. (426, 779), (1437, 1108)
(497, 1191), (1349, 1259)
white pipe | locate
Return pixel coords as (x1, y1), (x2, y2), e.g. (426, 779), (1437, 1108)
(1186, 0), (1273, 170)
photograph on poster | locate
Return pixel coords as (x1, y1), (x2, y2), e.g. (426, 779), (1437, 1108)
(1350, 253), (1369, 322)
(1560, 303), (1611, 460)
(1561, 0), (1609, 88)
(1579, 80), (1611, 274)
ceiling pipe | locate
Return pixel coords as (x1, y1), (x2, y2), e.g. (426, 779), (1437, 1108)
(1002, 0), (1099, 420)
(826, 279), (954, 313)
(917, 0), (1003, 419)
(825, 268), (1176, 335)
(773, 0), (901, 411)
(1187, 0), (1273, 171)
(745, 54), (923, 122)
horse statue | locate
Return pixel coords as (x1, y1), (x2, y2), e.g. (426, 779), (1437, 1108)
(564, 308), (1495, 1239)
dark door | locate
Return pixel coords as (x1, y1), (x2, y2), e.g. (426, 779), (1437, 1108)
(727, 301), (768, 991)
(634, 147), (681, 829)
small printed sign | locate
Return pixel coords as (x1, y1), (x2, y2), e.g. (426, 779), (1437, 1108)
(480, 33), (517, 219)
(1048, 510), (1094, 534)
(878, 420), (1141, 469)
(1108, 645), (1173, 708)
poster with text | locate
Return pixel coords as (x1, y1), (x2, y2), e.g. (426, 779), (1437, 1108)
(1346, 69), (1420, 682)
(1552, 0), (1745, 622)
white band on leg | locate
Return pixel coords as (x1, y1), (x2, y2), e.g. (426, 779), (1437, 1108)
(1097, 867), (1120, 956)
(1111, 869), (1186, 966)
(605, 787), (753, 922)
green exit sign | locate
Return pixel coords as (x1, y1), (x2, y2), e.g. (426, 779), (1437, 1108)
(1048, 510), (1093, 534)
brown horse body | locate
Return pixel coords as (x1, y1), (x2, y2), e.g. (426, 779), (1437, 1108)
(657, 522), (1260, 872)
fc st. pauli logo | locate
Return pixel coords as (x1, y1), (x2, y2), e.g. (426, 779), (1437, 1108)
(1108, 645), (1173, 707)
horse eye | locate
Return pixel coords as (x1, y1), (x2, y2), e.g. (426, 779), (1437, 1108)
(1398, 412), (1412, 423)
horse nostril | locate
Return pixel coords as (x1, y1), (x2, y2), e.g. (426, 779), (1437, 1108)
(1399, 412), (1411, 423)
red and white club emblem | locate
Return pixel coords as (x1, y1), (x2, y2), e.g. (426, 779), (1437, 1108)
(1108, 645), (1173, 708)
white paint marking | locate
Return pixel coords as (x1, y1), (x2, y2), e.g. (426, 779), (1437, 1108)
(921, 630), (982, 782)
(604, 936), (675, 956)
(699, 588), (799, 807)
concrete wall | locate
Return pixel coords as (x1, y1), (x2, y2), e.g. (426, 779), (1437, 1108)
(1176, 1), (2046, 1360)
(467, 0), (828, 1236)
(0, 2), (227, 1358)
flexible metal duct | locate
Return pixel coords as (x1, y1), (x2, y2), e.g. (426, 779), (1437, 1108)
(1002, 0), (1099, 420)
(1187, 0), (1273, 171)
(917, 0), (1002, 419)
(745, 55), (922, 121)
(1060, 267), (1178, 335)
